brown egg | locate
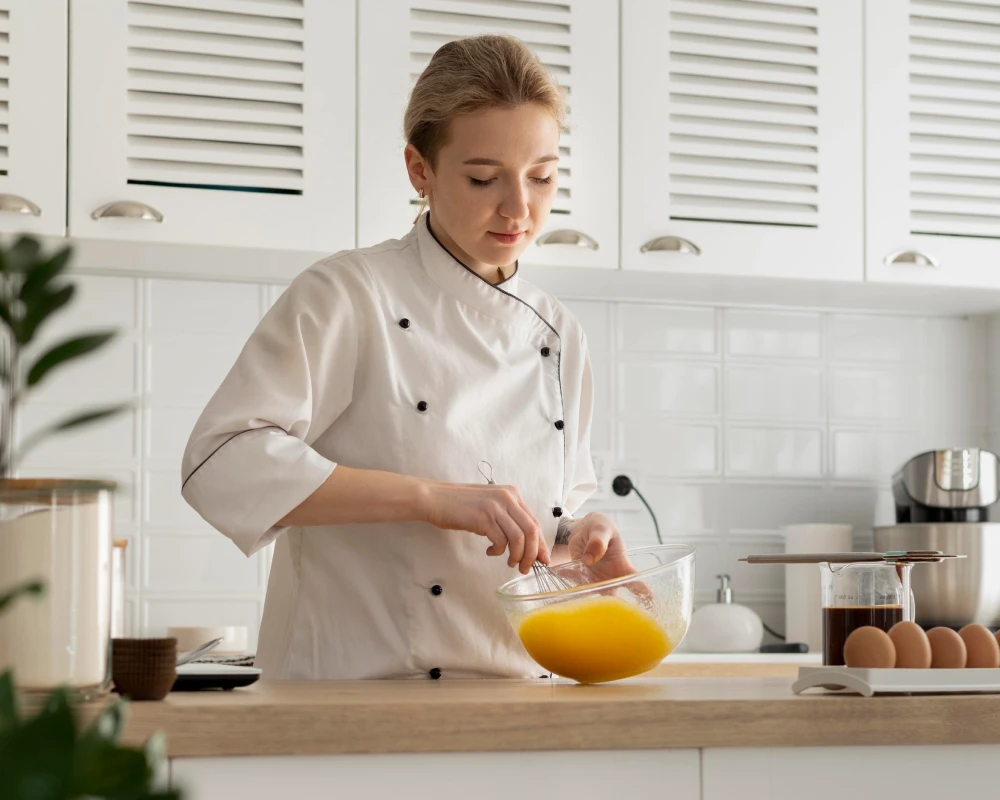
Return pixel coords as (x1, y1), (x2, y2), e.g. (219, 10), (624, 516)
(843, 626), (896, 669)
(927, 626), (968, 668)
(959, 624), (1000, 668)
(888, 621), (932, 669)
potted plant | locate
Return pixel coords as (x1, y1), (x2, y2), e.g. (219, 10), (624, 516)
(0, 581), (179, 799)
(0, 235), (129, 698)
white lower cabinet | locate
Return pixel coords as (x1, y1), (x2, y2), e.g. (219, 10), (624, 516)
(702, 745), (999, 800)
(170, 749), (701, 800)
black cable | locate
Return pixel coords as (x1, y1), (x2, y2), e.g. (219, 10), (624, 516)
(612, 476), (663, 545)
(630, 485), (662, 545)
(762, 622), (786, 641)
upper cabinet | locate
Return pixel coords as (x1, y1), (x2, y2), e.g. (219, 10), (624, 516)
(621, 0), (863, 281)
(357, 0), (619, 269)
(867, 0), (1000, 288)
(67, 0), (355, 252)
(0, 1), (67, 237)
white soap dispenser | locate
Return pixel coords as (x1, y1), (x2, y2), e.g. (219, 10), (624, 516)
(685, 574), (764, 653)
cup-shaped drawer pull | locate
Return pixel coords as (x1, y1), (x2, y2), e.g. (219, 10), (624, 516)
(640, 236), (701, 255)
(884, 249), (940, 269)
(0, 194), (41, 216)
(535, 229), (599, 250)
(91, 201), (164, 222)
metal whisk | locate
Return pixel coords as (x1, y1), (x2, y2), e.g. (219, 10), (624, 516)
(478, 460), (573, 595)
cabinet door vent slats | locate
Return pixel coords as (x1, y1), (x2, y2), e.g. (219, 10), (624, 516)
(125, 0), (306, 195)
(408, 0), (574, 213)
(909, 0), (1000, 238)
(0, 7), (9, 177)
(667, 0), (821, 227)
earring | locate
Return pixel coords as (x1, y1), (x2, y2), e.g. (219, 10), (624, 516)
(418, 188), (425, 199)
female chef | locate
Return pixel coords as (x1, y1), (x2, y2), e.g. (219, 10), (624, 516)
(181, 34), (632, 680)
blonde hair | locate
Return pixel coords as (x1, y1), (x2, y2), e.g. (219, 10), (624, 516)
(404, 34), (566, 212)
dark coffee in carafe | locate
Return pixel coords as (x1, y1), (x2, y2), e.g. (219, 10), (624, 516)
(822, 605), (903, 666)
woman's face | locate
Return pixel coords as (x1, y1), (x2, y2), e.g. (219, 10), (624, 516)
(405, 103), (560, 273)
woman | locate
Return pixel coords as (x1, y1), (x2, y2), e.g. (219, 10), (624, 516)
(181, 35), (631, 680)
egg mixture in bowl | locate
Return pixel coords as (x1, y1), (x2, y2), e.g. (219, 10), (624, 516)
(496, 544), (695, 683)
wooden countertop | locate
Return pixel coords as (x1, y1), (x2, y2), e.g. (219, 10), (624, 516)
(98, 670), (1000, 757)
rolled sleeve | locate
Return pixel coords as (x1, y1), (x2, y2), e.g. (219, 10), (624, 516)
(180, 258), (362, 555)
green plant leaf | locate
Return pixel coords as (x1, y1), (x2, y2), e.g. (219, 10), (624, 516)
(72, 739), (152, 799)
(26, 331), (117, 387)
(18, 283), (75, 344)
(0, 670), (18, 731)
(14, 403), (133, 465)
(80, 695), (129, 746)
(19, 246), (73, 304)
(0, 579), (43, 615)
(0, 295), (22, 345)
(3, 236), (42, 274)
(0, 686), (76, 800)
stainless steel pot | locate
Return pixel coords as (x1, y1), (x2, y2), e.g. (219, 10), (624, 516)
(873, 523), (1000, 627)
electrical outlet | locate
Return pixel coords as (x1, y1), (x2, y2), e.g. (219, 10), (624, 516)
(590, 450), (611, 499)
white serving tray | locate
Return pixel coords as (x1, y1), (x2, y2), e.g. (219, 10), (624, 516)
(792, 666), (1000, 697)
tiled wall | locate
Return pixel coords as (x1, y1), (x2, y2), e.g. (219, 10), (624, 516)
(18, 275), (989, 648)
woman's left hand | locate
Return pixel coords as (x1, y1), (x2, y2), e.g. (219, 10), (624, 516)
(565, 512), (634, 581)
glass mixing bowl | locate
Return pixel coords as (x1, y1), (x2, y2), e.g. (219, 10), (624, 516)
(496, 544), (695, 683)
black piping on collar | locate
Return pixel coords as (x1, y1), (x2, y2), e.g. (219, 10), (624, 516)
(425, 214), (559, 339)
(426, 214), (519, 288)
(424, 214), (567, 504)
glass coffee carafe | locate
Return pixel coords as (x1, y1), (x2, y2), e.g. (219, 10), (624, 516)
(820, 562), (914, 666)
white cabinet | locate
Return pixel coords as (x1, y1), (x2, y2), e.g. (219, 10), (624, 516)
(702, 745), (998, 800)
(866, 0), (1000, 288)
(357, 0), (618, 269)
(622, 0), (864, 281)
(67, 0), (355, 252)
(0, 0), (67, 236)
(172, 750), (701, 800)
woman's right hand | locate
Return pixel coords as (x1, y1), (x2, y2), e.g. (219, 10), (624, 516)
(421, 481), (548, 574)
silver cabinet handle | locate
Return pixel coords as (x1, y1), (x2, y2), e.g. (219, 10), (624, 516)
(640, 236), (701, 255)
(884, 249), (940, 269)
(535, 229), (599, 250)
(0, 194), (41, 216)
(91, 201), (164, 222)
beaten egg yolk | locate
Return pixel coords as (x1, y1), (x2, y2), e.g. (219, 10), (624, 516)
(517, 595), (672, 683)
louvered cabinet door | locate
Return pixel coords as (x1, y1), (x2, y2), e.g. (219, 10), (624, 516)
(0, 1), (67, 236)
(68, 1), (354, 253)
(622, 0), (863, 280)
(867, 0), (1000, 288)
(357, 0), (618, 269)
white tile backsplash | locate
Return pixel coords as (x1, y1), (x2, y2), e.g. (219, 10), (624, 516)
(620, 419), (719, 476)
(619, 361), (718, 415)
(145, 335), (248, 407)
(830, 369), (924, 422)
(725, 309), (822, 360)
(147, 280), (262, 334)
(144, 533), (264, 593)
(20, 273), (991, 650)
(620, 305), (717, 355)
(145, 406), (202, 463)
(726, 426), (824, 478)
(828, 314), (923, 363)
(725, 364), (824, 421)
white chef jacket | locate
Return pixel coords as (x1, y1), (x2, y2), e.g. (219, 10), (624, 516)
(181, 213), (597, 680)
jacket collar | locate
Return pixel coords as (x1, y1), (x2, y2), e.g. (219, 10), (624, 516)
(414, 212), (549, 326)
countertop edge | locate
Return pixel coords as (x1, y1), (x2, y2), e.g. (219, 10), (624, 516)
(92, 679), (1000, 758)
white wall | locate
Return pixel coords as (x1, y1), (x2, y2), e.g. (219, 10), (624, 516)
(17, 275), (989, 649)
